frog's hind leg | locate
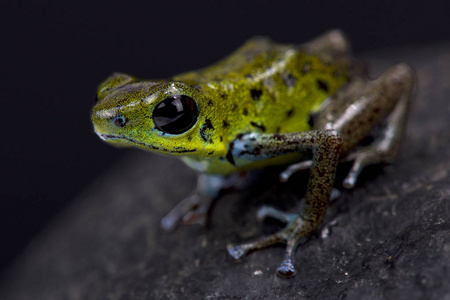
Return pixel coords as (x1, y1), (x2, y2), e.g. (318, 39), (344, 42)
(280, 64), (415, 189)
(300, 29), (351, 63)
(342, 87), (412, 188)
(335, 64), (415, 188)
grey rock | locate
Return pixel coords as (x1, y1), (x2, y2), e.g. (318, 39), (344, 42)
(1, 43), (450, 300)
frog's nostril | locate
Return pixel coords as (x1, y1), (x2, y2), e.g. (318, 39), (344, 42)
(113, 116), (127, 127)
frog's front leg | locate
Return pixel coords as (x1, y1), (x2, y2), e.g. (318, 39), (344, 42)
(161, 174), (232, 231)
(227, 130), (343, 277)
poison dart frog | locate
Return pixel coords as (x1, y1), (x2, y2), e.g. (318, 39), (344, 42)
(91, 30), (415, 277)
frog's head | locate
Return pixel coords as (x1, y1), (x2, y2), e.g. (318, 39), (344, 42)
(91, 73), (224, 156)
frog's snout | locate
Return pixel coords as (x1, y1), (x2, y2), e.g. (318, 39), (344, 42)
(92, 123), (106, 141)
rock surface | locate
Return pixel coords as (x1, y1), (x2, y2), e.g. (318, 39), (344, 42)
(1, 44), (450, 300)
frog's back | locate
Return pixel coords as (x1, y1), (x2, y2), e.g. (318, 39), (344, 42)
(174, 37), (290, 83)
(174, 33), (351, 85)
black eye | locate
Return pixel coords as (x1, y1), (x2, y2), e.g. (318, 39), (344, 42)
(113, 116), (126, 127)
(153, 95), (199, 134)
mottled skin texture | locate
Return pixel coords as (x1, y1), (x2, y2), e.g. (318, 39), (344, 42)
(91, 30), (415, 277)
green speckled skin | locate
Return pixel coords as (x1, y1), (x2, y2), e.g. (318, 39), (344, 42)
(91, 30), (415, 278)
(92, 35), (349, 175)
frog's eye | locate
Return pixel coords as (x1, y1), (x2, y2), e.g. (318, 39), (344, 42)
(153, 95), (199, 134)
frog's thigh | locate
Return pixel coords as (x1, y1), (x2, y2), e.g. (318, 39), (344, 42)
(328, 64), (415, 188)
(300, 29), (350, 61)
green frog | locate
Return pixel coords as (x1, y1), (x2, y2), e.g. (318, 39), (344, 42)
(91, 30), (414, 277)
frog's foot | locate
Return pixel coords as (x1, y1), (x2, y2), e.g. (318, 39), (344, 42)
(342, 151), (374, 188)
(160, 194), (212, 231)
(279, 160), (312, 182)
(161, 174), (231, 231)
(227, 209), (314, 278)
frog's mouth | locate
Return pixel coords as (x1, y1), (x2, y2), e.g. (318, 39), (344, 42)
(96, 133), (197, 154)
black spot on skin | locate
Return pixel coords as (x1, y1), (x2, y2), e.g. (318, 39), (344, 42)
(250, 121), (266, 132)
(244, 74), (253, 79)
(208, 151), (214, 155)
(286, 108), (295, 118)
(207, 99), (213, 106)
(200, 132), (208, 142)
(200, 119), (214, 143)
(308, 112), (317, 128)
(302, 62), (311, 74)
(220, 136), (223, 142)
(179, 148), (197, 153)
(239, 147), (261, 157)
(282, 73), (296, 87)
(272, 134), (285, 141)
(248, 136), (256, 142)
(317, 79), (329, 92)
(226, 142), (235, 165)
(222, 120), (230, 128)
(205, 119), (213, 129)
(243, 108), (248, 116)
(220, 93), (227, 99)
(276, 126), (281, 133)
(250, 89), (263, 100)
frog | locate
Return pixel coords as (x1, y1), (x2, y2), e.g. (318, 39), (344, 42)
(91, 30), (415, 278)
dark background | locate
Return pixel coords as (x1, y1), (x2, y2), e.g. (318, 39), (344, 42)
(1, 0), (449, 279)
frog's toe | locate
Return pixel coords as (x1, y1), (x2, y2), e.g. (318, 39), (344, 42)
(343, 172), (358, 189)
(276, 254), (297, 278)
(161, 206), (208, 231)
(160, 214), (178, 232)
(342, 153), (368, 189)
(256, 205), (298, 223)
(181, 209), (208, 227)
(330, 188), (341, 201)
(227, 232), (285, 262)
(227, 244), (249, 260)
(161, 194), (213, 231)
(279, 160), (312, 182)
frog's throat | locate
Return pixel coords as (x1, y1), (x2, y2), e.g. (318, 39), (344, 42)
(97, 133), (197, 154)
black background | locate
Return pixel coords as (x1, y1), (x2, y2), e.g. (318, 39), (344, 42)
(1, 0), (449, 278)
